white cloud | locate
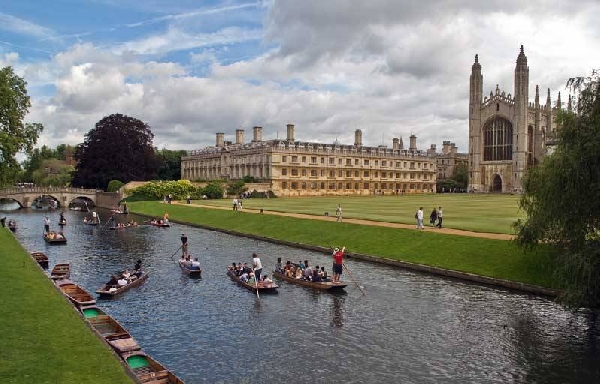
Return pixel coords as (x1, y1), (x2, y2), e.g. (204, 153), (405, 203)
(0, 12), (55, 39)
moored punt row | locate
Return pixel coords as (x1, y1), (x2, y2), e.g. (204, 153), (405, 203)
(50, 263), (70, 280)
(272, 271), (348, 291)
(226, 269), (279, 293)
(30, 251), (49, 268)
(95, 272), (149, 298)
(121, 351), (185, 384)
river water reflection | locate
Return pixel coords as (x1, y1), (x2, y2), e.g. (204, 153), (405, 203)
(3, 206), (600, 383)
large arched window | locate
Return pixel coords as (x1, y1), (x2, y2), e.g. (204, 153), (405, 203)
(483, 117), (513, 161)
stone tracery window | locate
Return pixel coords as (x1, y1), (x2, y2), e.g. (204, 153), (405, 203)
(483, 117), (513, 161)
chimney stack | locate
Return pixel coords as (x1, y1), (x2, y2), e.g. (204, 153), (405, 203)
(286, 123), (295, 142)
(354, 129), (363, 146)
(409, 134), (417, 151)
(392, 138), (399, 150)
(442, 140), (450, 155)
(427, 144), (437, 157)
(235, 129), (244, 145)
(451, 143), (457, 155)
(216, 132), (225, 147)
(252, 126), (263, 142)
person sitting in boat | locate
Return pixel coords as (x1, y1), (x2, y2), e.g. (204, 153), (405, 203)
(242, 262), (252, 275)
(275, 257), (283, 273)
(285, 265), (294, 278)
(298, 260), (305, 270)
(117, 277), (128, 286)
(247, 272), (256, 285)
(295, 267), (303, 279)
(311, 269), (323, 283)
(106, 275), (119, 287)
(240, 271), (249, 282)
(262, 275), (273, 283)
(56, 232), (64, 239)
(133, 260), (142, 277)
(303, 261), (313, 281)
(191, 258), (201, 271)
(122, 270), (131, 279)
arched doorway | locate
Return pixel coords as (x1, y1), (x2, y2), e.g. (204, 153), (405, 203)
(492, 174), (502, 192)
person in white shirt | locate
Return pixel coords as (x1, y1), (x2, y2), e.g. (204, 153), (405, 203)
(416, 207), (424, 229)
(117, 278), (128, 286)
(252, 253), (263, 282)
(437, 207), (443, 228)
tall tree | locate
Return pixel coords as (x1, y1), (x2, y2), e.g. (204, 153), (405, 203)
(71, 114), (160, 189)
(515, 70), (600, 307)
(0, 66), (43, 186)
(156, 148), (188, 180)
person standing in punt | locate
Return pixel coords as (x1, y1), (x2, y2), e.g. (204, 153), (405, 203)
(181, 233), (188, 257)
(252, 253), (263, 282)
(44, 216), (50, 233)
(332, 246), (346, 283)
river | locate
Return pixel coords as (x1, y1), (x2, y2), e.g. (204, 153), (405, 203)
(2, 204), (599, 383)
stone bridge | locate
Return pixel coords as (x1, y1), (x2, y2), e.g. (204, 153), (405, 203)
(0, 187), (99, 208)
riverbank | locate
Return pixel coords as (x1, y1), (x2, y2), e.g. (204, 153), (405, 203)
(0, 229), (134, 384)
(130, 201), (558, 292)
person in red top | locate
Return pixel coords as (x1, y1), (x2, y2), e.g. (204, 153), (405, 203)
(332, 246), (346, 283)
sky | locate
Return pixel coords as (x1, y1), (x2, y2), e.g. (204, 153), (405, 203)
(1, 0), (599, 155)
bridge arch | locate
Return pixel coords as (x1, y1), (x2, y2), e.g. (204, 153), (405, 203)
(0, 187), (98, 208)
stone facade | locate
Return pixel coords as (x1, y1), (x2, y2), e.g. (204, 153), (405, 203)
(429, 141), (468, 180)
(181, 126), (437, 196)
(468, 46), (564, 192)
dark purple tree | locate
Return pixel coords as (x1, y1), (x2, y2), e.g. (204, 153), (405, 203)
(72, 114), (160, 189)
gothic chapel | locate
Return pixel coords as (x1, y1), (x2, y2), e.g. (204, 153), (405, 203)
(468, 45), (566, 192)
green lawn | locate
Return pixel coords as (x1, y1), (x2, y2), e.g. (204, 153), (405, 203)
(0, 229), (134, 384)
(131, 201), (557, 289)
(193, 194), (525, 234)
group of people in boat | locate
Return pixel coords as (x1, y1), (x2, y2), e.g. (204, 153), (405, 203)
(229, 261), (273, 284)
(276, 258), (331, 283)
(180, 255), (202, 270)
(83, 211), (100, 224)
(105, 260), (143, 290)
(45, 231), (65, 240)
(112, 220), (139, 229)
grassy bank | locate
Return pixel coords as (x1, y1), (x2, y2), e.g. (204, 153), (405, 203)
(193, 194), (524, 234)
(132, 201), (557, 289)
(0, 229), (134, 384)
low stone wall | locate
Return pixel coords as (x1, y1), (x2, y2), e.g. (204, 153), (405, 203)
(96, 192), (122, 209)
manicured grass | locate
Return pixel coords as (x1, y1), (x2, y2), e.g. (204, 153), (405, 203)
(0, 230), (134, 384)
(132, 201), (556, 289)
(194, 194), (524, 234)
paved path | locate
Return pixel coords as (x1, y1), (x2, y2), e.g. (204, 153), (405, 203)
(173, 202), (514, 241)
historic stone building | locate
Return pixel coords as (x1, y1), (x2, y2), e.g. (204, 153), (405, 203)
(468, 45), (565, 192)
(181, 125), (437, 196)
(428, 141), (468, 181)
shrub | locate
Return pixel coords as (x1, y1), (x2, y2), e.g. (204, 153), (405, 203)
(127, 180), (202, 200)
(201, 183), (224, 199)
(107, 180), (124, 192)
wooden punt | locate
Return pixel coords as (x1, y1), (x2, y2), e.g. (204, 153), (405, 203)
(55, 279), (96, 307)
(80, 305), (107, 319)
(96, 272), (149, 298)
(43, 232), (67, 245)
(226, 269), (278, 293)
(50, 263), (70, 280)
(178, 261), (202, 278)
(272, 271), (348, 291)
(30, 251), (49, 268)
(121, 351), (184, 384)
(87, 314), (141, 354)
(145, 220), (171, 228)
(108, 224), (139, 230)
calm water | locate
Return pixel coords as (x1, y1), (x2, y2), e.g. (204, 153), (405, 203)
(3, 205), (600, 384)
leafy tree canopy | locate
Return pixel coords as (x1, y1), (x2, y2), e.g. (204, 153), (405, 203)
(31, 159), (74, 187)
(71, 114), (160, 189)
(156, 148), (188, 180)
(0, 67), (43, 186)
(515, 70), (600, 307)
(21, 144), (76, 182)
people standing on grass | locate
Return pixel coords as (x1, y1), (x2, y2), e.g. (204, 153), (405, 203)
(429, 208), (438, 226)
(332, 246), (345, 283)
(233, 197), (239, 211)
(437, 207), (443, 228)
(416, 207), (424, 229)
(336, 204), (343, 222)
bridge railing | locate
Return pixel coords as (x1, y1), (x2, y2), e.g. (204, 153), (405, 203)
(0, 187), (99, 194)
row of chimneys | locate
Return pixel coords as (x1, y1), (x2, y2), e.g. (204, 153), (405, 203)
(215, 125), (418, 150)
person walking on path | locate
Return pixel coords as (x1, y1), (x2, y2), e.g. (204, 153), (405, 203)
(437, 207), (443, 228)
(44, 216), (50, 233)
(336, 204), (343, 222)
(252, 253), (263, 282)
(416, 207), (424, 229)
(332, 246), (346, 283)
(181, 233), (188, 257)
(429, 208), (438, 226)
(233, 197), (239, 211)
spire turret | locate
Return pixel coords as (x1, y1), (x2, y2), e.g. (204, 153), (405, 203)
(546, 88), (551, 107)
(557, 92), (562, 109)
(568, 94), (573, 111)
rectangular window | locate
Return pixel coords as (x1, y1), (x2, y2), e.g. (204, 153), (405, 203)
(354, 183), (359, 190)
(320, 182), (325, 189)
(329, 170), (335, 177)
(364, 183), (369, 189)
(291, 169), (298, 176)
(354, 171), (359, 177)
(375, 160), (379, 166)
(346, 171), (351, 177)
(346, 183), (351, 189)
(338, 170), (343, 177)
(302, 156), (306, 163)
(396, 172), (400, 178)
(282, 182), (288, 189)
(301, 182), (306, 189)
(346, 159), (352, 166)
(329, 183), (336, 189)
(281, 169), (288, 176)
(364, 171), (369, 177)
(364, 159), (369, 165)
(292, 156), (298, 163)
(311, 157), (317, 163)
(382, 172), (387, 178)
(355, 159), (359, 165)
(321, 157), (325, 164)
(282, 156), (287, 163)
(375, 171), (378, 177)
(321, 170), (325, 177)
(291, 182), (298, 189)
(329, 158), (335, 165)
(396, 162), (401, 168)
(301, 169), (306, 176)
(311, 170), (317, 177)
(338, 182), (343, 189)
(382, 161), (387, 167)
